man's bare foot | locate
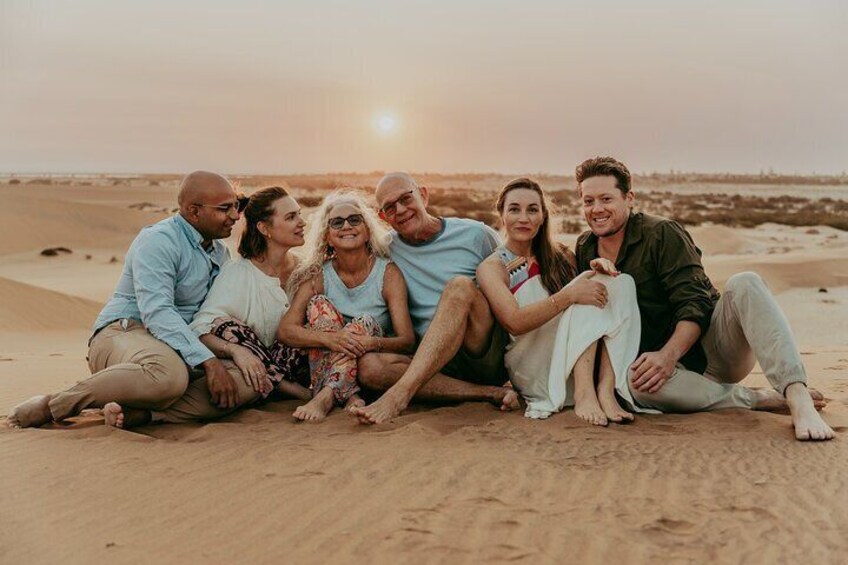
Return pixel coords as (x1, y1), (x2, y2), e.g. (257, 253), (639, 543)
(104, 402), (124, 428)
(598, 391), (634, 424)
(785, 383), (835, 441)
(495, 387), (521, 412)
(103, 402), (151, 429)
(809, 388), (827, 410)
(753, 388), (826, 412)
(573, 389), (608, 427)
(752, 389), (787, 411)
(344, 394), (366, 412)
(293, 387), (335, 422)
(349, 387), (410, 425)
(7, 395), (53, 428)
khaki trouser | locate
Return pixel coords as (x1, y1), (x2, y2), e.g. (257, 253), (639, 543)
(630, 272), (806, 412)
(49, 319), (261, 423)
(151, 360), (260, 423)
(49, 319), (191, 421)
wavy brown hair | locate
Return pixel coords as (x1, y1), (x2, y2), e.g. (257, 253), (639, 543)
(238, 186), (291, 259)
(496, 178), (576, 293)
(575, 156), (632, 194)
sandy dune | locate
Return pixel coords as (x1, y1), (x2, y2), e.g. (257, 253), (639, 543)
(1, 179), (847, 564)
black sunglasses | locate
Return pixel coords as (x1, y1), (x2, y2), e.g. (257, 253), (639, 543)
(328, 214), (364, 230)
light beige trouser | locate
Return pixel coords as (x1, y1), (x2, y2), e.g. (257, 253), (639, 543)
(151, 360), (260, 424)
(630, 272), (806, 412)
(49, 319), (191, 421)
(49, 319), (261, 423)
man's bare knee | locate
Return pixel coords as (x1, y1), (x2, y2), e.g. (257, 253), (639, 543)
(442, 277), (478, 308)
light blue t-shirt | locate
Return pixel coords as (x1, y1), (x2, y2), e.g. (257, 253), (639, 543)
(389, 217), (501, 338)
(322, 256), (393, 336)
(94, 214), (230, 367)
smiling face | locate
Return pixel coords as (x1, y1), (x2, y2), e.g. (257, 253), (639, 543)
(326, 203), (370, 253)
(376, 175), (429, 240)
(501, 188), (545, 247)
(580, 175), (634, 238)
(259, 195), (305, 249)
(192, 182), (241, 241)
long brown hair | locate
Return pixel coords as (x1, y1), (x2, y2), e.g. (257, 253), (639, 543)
(238, 186), (291, 259)
(496, 178), (576, 293)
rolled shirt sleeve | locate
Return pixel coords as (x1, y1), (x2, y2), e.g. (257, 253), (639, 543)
(132, 232), (215, 367)
(652, 220), (717, 335)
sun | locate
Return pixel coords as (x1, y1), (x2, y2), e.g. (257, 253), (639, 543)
(374, 113), (397, 134)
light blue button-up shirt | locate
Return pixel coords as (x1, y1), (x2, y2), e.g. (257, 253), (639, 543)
(94, 214), (230, 367)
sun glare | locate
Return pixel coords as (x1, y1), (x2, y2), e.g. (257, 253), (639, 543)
(375, 114), (397, 135)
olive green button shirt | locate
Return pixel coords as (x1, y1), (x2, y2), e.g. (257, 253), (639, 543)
(575, 212), (720, 373)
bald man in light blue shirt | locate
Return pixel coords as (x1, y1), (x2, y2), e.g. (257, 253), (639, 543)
(8, 171), (243, 428)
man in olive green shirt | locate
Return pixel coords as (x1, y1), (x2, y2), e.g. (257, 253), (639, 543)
(574, 156), (833, 441)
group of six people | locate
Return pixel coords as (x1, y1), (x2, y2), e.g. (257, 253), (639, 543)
(7, 157), (834, 441)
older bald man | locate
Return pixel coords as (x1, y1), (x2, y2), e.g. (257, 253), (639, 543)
(8, 171), (242, 428)
(350, 172), (520, 424)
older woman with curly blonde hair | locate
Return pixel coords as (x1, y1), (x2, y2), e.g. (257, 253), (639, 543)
(279, 190), (415, 421)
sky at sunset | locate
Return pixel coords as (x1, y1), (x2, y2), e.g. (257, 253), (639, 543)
(1, 1), (846, 175)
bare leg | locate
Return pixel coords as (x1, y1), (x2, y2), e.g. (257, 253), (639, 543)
(572, 342), (607, 427)
(352, 351), (519, 424)
(103, 402), (151, 429)
(785, 383), (834, 441)
(596, 341), (634, 424)
(293, 387), (335, 422)
(7, 395), (54, 428)
(277, 380), (311, 401)
(350, 278), (498, 424)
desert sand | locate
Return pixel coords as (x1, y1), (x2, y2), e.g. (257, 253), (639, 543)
(1, 178), (847, 564)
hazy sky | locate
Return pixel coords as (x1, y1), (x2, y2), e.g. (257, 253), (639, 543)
(1, 0), (846, 174)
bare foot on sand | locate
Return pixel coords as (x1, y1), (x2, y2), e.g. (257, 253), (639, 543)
(7, 395), (53, 428)
(574, 389), (608, 427)
(598, 391), (634, 424)
(350, 388), (410, 425)
(496, 388), (521, 412)
(103, 402), (151, 429)
(293, 387), (335, 422)
(785, 383), (835, 441)
(752, 388), (827, 412)
(344, 394), (366, 412)
(103, 402), (125, 428)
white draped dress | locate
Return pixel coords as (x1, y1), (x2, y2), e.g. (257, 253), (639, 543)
(499, 248), (652, 419)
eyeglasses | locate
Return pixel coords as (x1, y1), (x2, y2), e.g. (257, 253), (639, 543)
(379, 190), (415, 218)
(193, 199), (246, 214)
(328, 214), (364, 230)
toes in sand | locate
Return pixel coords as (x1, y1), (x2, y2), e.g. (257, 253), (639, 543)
(497, 388), (521, 412)
(598, 392), (634, 424)
(349, 389), (408, 425)
(7, 395), (53, 428)
(293, 388), (335, 422)
(103, 402), (125, 428)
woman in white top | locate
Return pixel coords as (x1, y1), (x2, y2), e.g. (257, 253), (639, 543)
(104, 186), (310, 428)
(477, 178), (645, 425)
(280, 191), (415, 421)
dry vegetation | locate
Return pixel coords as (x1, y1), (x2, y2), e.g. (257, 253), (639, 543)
(3, 172), (847, 232)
